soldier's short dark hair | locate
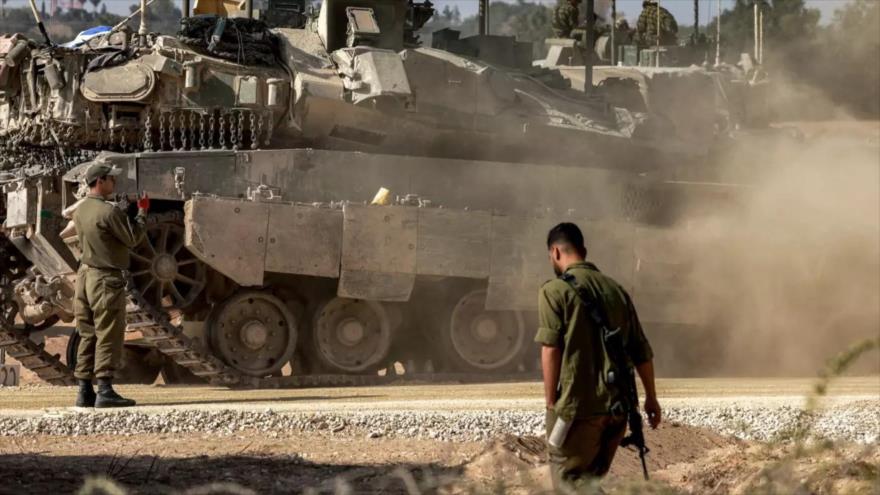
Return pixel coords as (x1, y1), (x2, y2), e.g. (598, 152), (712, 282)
(547, 222), (587, 255)
(87, 175), (108, 188)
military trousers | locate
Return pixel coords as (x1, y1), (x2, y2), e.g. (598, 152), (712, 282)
(545, 409), (627, 491)
(74, 265), (127, 380)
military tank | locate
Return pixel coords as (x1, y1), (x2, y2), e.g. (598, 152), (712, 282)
(0, 0), (706, 170)
(0, 0), (730, 386)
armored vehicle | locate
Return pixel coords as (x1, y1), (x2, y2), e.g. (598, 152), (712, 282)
(0, 0), (732, 386)
(533, 5), (778, 176)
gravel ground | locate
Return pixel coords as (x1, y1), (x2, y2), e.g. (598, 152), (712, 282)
(664, 399), (880, 443)
(0, 399), (876, 444)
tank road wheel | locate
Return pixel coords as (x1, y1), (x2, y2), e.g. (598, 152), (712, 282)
(130, 214), (206, 309)
(446, 290), (526, 371)
(313, 298), (392, 374)
(208, 291), (298, 377)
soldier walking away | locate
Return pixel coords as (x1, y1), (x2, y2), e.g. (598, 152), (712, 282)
(552, 0), (581, 38)
(636, 0), (679, 46)
(536, 222), (661, 490)
(73, 159), (149, 408)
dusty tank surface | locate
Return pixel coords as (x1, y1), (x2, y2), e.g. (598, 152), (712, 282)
(0, 0), (708, 174)
(0, 0), (739, 386)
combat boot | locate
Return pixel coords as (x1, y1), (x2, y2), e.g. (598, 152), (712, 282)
(75, 379), (96, 407)
(94, 378), (136, 408)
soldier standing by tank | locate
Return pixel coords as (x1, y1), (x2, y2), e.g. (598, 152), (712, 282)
(552, 0), (581, 38)
(536, 222), (661, 489)
(636, 0), (679, 46)
(73, 159), (149, 408)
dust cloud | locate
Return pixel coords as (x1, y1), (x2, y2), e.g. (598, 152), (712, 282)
(672, 123), (880, 376)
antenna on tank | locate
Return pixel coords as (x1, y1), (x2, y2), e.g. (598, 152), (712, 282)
(138, 0), (149, 43)
(610, 0), (616, 65)
(693, 0), (699, 38)
(110, 0), (157, 35)
(26, 0), (52, 46)
(753, 1), (758, 63)
(759, 7), (764, 64)
(655, 0), (661, 66)
(714, 0), (721, 66)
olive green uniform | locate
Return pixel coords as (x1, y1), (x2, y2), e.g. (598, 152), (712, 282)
(636, 3), (679, 46)
(73, 195), (145, 380)
(552, 2), (580, 38)
(536, 261), (653, 488)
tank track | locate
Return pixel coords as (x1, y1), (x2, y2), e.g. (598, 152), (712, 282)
(126, 278), (538, 389)
(0, 322), (78, 385)
(0, 237), (77, 385)
(0, 272), (536, 389)
(125, 281), (242, 387)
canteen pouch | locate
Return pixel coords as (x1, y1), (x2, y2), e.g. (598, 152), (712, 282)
(548, 415), (572, 449)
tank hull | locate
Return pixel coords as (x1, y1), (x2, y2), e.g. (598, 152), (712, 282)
(2, 147), (724, 383)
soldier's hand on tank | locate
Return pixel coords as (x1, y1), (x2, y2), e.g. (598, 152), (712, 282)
(137, 192), (150, 215)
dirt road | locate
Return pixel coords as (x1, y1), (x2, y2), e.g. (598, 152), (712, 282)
(1, 376), (877, 413)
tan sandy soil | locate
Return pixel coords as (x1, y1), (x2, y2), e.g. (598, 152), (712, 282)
(2, 422), (876, 494)
(0, 422), (736, 494)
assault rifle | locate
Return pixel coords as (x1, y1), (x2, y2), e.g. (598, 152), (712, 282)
(620, 408), (650, 480)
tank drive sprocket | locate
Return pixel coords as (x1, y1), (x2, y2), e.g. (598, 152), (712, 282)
(130, 212), (207, 310)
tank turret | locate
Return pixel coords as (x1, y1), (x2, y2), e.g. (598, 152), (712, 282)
(1, 0), (702, 174)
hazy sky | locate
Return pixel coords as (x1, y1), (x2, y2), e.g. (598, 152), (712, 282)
(0, 0), (855, 25)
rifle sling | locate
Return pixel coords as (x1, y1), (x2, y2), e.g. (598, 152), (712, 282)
(559, 273), (637, 413)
